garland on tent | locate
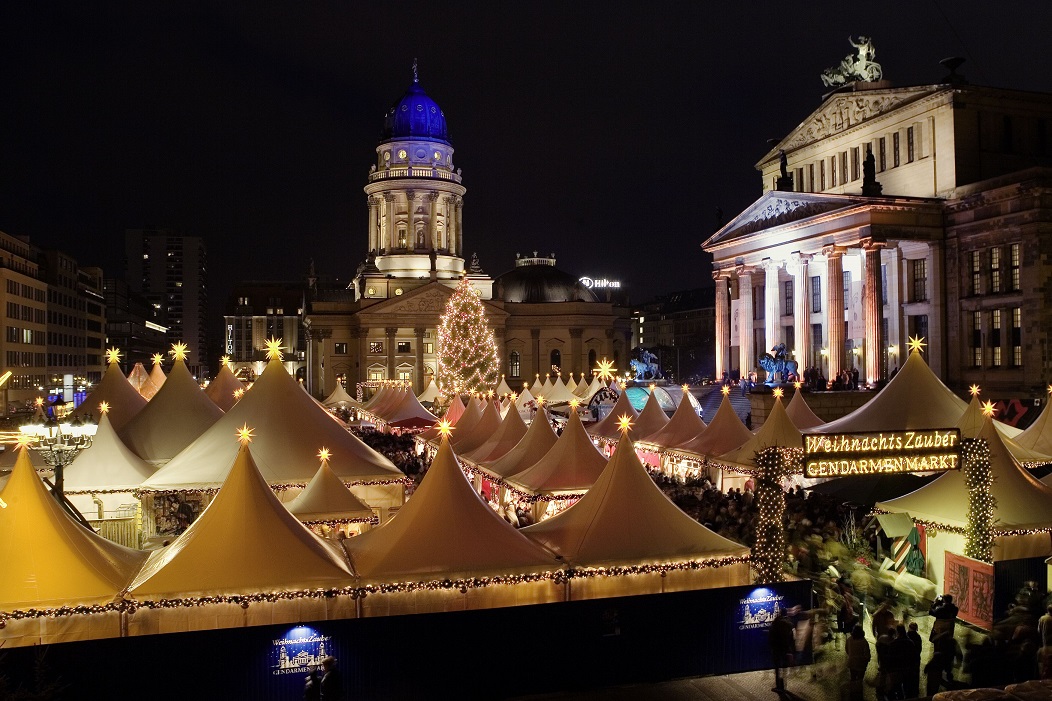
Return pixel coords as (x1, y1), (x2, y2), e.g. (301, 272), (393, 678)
(436, 277), (500, 395)
(962, 437), (996, 563)
(134, 476), (412, 499)
(752, 446), (790, 583)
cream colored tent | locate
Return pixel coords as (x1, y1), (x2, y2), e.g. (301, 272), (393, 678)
(1016, 394), (1052, 455)
(636, 391), (706, 451)
(322, 382), (357, 409)
(63, 412), (156, 512)
(71, 361), (148, 431)
(417, 395), (467, 443)
(461, 405), (528, 465)
(451, 399), (501, 453)
(544, 375), (577, 404)
(205, 363), (246, 412)
(0, 448), (148, 611)
(505, 409), (608, 504)
(119, 357), (224, 464)
(148, 361), (167, 391)
(363, 387), (404, 420)
(127, 362), (160, 400)
(479, 408), (559, 481)
(587, 388), (639, 442)
(529, 375), (544, 397)
(633, 390), (670, 441)
(382, 390), (439, 429)
(343, 436), (559, 581)
(565, 374), (578, 395)
(879, 416), (1052, 587)
(785, 388), (825, 430)
(676, 391), (753, 459)
(416, 378), (441, 405)
(718, 395), (801, 468)
(495, 375), (513, 397)
(130, 442), (353, 598)
(957, 394), (1050, 465)
(576, 375), (605, 402)
(541, 374), (555, 396)
(286, 458), (376, 526)
(514, 387), (535, 412)
(432, 395), (482, 443)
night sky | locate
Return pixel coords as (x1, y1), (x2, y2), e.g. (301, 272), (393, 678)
(1, 2), (1049, 314)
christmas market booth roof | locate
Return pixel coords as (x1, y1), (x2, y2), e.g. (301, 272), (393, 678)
(205, 363), (246, 412)
(416, 377), (441, 404)
(0, 448), (148, 610)
(127, 362), (160, 400)
(385, 391), (438, 429)
(71, 360), (148, 431)
(62, 412), (156, 494)
(148, 361), (167, 391)
(674, 391), (753, 459)
(130, 442), (352, 598)
(1012, 390), (1052, 457)
(505, 409), (608, 498)
(564, 374), (578, 395)
(529, 375), (545, 397)
(450, 399), (501, 454)
(785, 387), (825, 430)
(632, 390), (670, 442)
(343, 436), (559, 581)
(495, 375), (513, 397)
(587, 388), (639, 442)
(522, 433), (749, 566)
(575, 375), (605, 401)
(957, 394), (1050, 465)
(636, 391), (706, 451)
(719, 395), (802, 468)
(140, 359), (401, 492)
(461, 403), (528, 465)
(544, 375), (577, 404)
(285, 458), (375, 525)
(429, 395), (483, 446)
(322, 382), (359, 409)
(478, 407), (559, 480)
(119, 356), (224, 464)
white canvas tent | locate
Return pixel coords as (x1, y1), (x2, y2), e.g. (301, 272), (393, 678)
(322, 382), (357, 409)
(127, 362), (160, 400)
(382, 390), (438, 429)
(494, 375), (513, 397)
(148, 361), (167, 391)
(461, 405), (528, 465)
(505, 409), (608, 508)
(718, 395), (802, 473)
(785, 388), (825, 430)
(529, 375), (545, 397)
(633, 390), (670, 442)
(284, 458), (376, 526)
(205, 363), (246, 412)
(675, 391), (753, 459)
(957, 394), (1050, 465)
(416, 378), (441, 405)
(636, 391), (706, 451)
(451, 399), (501, 453)
(576, 375), (605, 402)
(541, 374), (555, 396)
(587, 388), (639, 442)
(63, 411), (156, 511)
(544, 375), (577, 404)
(416, 395), (467, 443)
(479, 408), (559, 481)
(71, 361), (148, 431)
(565, 374), (578, 395)
(1016, 394), (1052, 456)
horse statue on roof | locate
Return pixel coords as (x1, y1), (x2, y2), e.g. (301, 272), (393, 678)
(758, 343), (798, 384)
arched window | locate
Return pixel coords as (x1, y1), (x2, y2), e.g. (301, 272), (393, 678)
(509, 351), (521, 378)
(397, 225), (407, 249)
(550, 349), (561, 372)
(588, 349), (597, 371)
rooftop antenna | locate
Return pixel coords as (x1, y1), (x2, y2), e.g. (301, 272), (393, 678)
(412, 58), (419, 83)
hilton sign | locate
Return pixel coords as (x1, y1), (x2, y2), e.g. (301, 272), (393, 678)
(803, 428), (962, 478)
(579, 277), (621, 289)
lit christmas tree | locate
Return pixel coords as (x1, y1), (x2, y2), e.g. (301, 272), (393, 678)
(437, 277), (500, 395)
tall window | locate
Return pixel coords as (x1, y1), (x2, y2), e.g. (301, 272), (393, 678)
(588, 349), (596, 370)
(831, 156), (837, 187)
(550, 349), (561, 371)
(851, 147), (860, 181)
(784, 326), (795, 356)
(820, 161), (826, 190)
(783, 280), (794, 316)
(808, 164), (815, 192)
(990, 247), (1002, 293)
(911, 259), (928, 302)
(1012, 307), (1022, 366)
(509, 351), (521, 377)
(878, 137), (887, 171)
(843, 271), (852, 310)
(812, 323), (823, 355)
(893, 132), (901, 167)
(881, 264), (888, 306)
(991, 309), (1002, 367)
(1009, 243), (1021, 291)
(971, 311), (983, 367)
(970, 251), (982, 296)
(811, 276), (822, 313)
(907, 126), (915, 162)
(841, 151), (849, 184)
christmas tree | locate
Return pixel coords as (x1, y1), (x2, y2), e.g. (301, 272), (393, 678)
(437, 277), (500, 395)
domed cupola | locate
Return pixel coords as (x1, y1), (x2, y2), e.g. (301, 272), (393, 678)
(381, 64), (449, 145)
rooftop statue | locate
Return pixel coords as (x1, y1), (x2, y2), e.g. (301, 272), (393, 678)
(821, 36), (883, 88)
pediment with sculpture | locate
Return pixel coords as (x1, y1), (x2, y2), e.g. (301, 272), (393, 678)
(705, 192), (863, 248)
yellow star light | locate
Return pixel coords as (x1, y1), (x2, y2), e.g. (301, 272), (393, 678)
(233, 388), (244, 400)
(34, 396), (44, 407)
(264, 337), (284, 362)
(969, 384), (981, 397)
(236, 424), (255, 444)
(169, 342), (189, 362)
(907, 336), (926, 353)
(317, 447), (331, 462)
(509, 392), (518, 401)
(152, 353), (165, 367)
(536, 396), (546, 406)
(981, 400), (997, 418)
(104, 347), (122, 365)
(98, 401), (110, 414)
(437, 419), (454, 438)
(1047, 384), (1052, 396)
(649, 383), (656, 391)
(487, 389), (494, 398)
(793, 381), (802, 389)
(772, 387), (784, 399)
(220, 355), (231, 368)
(595, 358), (616, 383)
(16, 433), (35, 448)
(569, 398), (580, 409)
(682, 384), (690, 392)
(616, 414), (633, 434)
(721, 385), (731, 396)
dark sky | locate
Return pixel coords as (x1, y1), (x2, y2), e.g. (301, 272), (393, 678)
(1, 1), (1049, 312)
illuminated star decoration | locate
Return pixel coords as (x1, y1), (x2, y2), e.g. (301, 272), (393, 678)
(772, 387), (784, 399)
(317, 447), (331, 463)
(236, 423), (255, 444)
(1047, 384), (1052, 396)
(104, 347), (122, 365)
(649, 383), (656, 391)
(793, 381), (802, 389)
(616, 414), (633, 434)
(233, 388), (244, 400)
(437, 419), (454, 438)
(152, 353), (165, 367)
(536, 396), (546, 407)
(595, 358), (616, 383)
(682, 384), (690, 392)
(981, 400), (998, 418)
(16, 433), (35, 448)
(169, 342), (189, 362)
(264, 337), (284, 362)
(34, 396), (44, 407)
(969, 384), (981, 397)
(220, 355), (231, 369)
(721, 385), (731, 396)
(569, 398), (580, 409)
(907, 336), (926, 353)
(509, 392), (517, 402)
(98, 401), (110, 414)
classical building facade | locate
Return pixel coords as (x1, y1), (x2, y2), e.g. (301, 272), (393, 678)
(703, 73), (1052, 400)
(303, 72), (630, 397)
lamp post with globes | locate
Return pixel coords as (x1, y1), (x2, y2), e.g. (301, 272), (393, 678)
(19, 415), (98, 524)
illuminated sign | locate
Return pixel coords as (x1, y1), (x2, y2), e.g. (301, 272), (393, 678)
(803, 428), (961, 478)
(738, 587), (785, 630)
(579, 276), (621, 289)
(271, 625), (332, 677)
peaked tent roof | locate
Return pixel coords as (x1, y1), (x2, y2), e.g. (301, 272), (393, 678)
(322, 382), (357, 409)
(545, 376), (577, 404)
(957, 395), (1050, 465)
(63, 412), (156, 493)
(785, 388), (825, 430)
(719, 396), (802, 467)
(141, 360), (401, 491)
(541, 375), (555, 396)
(529, 376), (545, 397)
(286, 460), (375, 524)
(416, 377), (441, 404)
(879, 416), (1052, 531)
(0, 448), (148, 610)
(565, 374), (578, 394)
(451, 399), (501, 453)
(506, 409), (608, 496)
(148, 362), (167, 391)
(130, 443), (352, 598)
(637, 391), (706, 450)
(205, 364), (246, 412)
(127, 362), (160, 400)
(495, 375), (513, 397)
(1011, 393), (1052, 456)
(417, 394), (467, 442)
(523, 433), (749, 566)
(343, 436), (560, 580)
(634, 390), (670, 441)
(364, 387), (404, 419)
(811, 348), (968, 433)
(480, 408), (559, 480)
(576, 375), (605, 402)
(119, 358), (225, 463)
(461, 405), (528, 464)
(587, 388), (639, 441)
(676, 392), (754, 458)
(384, 390), (439, 428)
(71, 361), (148, 431)
(514, 387), (535, 410)
(428, 395), (484, 446)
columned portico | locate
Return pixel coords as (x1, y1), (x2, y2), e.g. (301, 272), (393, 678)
(385, 327), (397, 379)
(737, 266), (756, 377)
(789, 254), (811, 368)
(763, 259), (780, 356)
(862, 238), (886, 386)
(824, 246), (845, 384)
(713, 271), (731, 379)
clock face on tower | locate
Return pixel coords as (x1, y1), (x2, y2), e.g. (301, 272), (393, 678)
(398, 149), (407, 159)
(383, 151), (390, 162)
(434, 151), (441, 160)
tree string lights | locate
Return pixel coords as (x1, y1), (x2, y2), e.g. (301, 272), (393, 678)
(752, 446), (790, 583)
(962, 437), (996, 562)
(436, 277), (500, 395)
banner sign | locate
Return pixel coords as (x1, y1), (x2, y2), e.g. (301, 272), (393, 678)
(803, 429), (961, 478)
(944, 552), (994, 630)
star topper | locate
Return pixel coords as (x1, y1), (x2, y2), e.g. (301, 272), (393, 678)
(509, 392), (518, 401)
(721, 385), (731, 396)
(437, 419), (454, 438)
(233, 388), (244, 400)
(616, 414), (633, 434)
(16, 433), (35, 448)
(969, 384), (981, 397)
(595, 358), (616, 383)
(793, 381), (802, 389)
(536, 395), (546, 406)
(317, 447), (331, 463)
(772, 387), (784, 399)
(907, 336), (926, 353)
(104, 347), (122, 365)
(981, 400), (998, 418)
(569, 398), (580, 409)
(236, 424), (255, 444)
(98, 401), (110, 414)
(169, 342), (189, 362)
(682, 384), (690, 392)
(264, 337), (284, 362)
(220, 355), (231, 368)
(34, 396), (44, 407)
(152, 353), (165, 367)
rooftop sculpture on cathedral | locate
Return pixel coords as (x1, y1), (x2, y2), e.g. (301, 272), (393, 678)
(821, 36), (883, 88)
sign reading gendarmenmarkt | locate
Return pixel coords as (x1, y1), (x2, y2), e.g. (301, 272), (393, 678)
(803, 429), (962, 478)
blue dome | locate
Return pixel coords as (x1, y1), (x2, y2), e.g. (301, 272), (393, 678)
(381, 79), (450, 145)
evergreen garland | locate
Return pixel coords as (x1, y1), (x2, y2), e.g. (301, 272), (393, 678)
(962, 437), (996, 562)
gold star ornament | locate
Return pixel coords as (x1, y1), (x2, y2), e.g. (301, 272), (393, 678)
(595, 358), (616, 383)
(98, 401), (110, 414)
(264, 337), (284, 362)
(317, 447), (331, 462)
(616, 414), (633, 434)
(772, 387), (784, 399)
(981, 400), (997, 418)
(169, 342), (190, 362)
(236, 424), (255, 444)
(907, 336), (926, 353)
(721, 385), (731, 396)
(437, 419), (454, 438)
(969, 384), (981, 397)
(152, 353), (165, 367)
(105, 347), (122, 365)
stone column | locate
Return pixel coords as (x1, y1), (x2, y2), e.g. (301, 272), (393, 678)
(455, 197), (464, 257)
(884, 246), (902, 370)
(862, 238), (886, 386)
(824, 246), (846, 385)
(404, 190), (416, 249)
(314, 328), (331, 396)
(713, 270), (731, 381)
(414, 327), (426, 392)
(789, 254), (812, 370)
(385, 327), (398, 379)
(349, 329), (361, 386)
(763, 259), (781, 358)
(428, 192), (440, 250)
(303, 327), (315, 395)
(737, 266), (755, 378)
(367, 196), (380, 253)
(444, 196), (455, 254)
(927, 241), (946, 378)
(382, 193), (396, 252)
(531, 329), (541, 378)
(569, 327), (583, 376)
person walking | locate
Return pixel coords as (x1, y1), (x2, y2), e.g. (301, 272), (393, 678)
(769, 610), (796, 694)
(904, 622), (923, 698)
(929, 594), (959, 641)
(319, 656), (343, 701)
(845, 625), (871, 701)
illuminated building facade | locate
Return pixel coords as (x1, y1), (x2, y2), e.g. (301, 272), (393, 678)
(223, 281), (306, 381)
(704, 73), (1052, 398)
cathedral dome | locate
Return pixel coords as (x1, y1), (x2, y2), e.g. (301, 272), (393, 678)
(381, 76), (449, 145)
(495, 254), (598, 304)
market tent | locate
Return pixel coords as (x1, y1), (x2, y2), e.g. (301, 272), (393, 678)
(718, 395), (802, 468)
(148, 361), (167, 391)
(495, 375), (513, 397)
(119, 357), (224, 464)
(505, 409), (608, 498)
(205, 363), (246, 412)
(541, 374), (555, 396)
(127, 363), (160, 400)
(286, 458), (376, 525)
(0, 442), (48, 470)
(577, 375), (605, 402)
(1016, 394), (1052, 455)
(633, 390), (670, 441)
(451, 399), (501, 453)
(957, 394), (1050, 465)
(322, 382), (357, 409)
(565, 374), (578, 395)
(544, 376), (577, 404)
(636, 391), (706, 451)
(71, 360), (148, 431)
(426, 396), (483, 447)
(130, 442), (352, 598)
(785, 388), (825, 430)
(811, 347), (967, 433)
(523, 433), (749, 566)
(675, 391), (754, 459)
(480, 408), (559, 480)
(461, 405), (528, 465)
(364, 387), (405, 420)
(529, 375), (545, 397)
(514, 387), (535, 411)
(417, 395), (468, 443)
(141, 359), (401, 491)
(587, 388), (639, 442)
(343, 435), (560, 580)
(386, 392), (438, 429)
(416, 377), (441, 405)
(0, 448), (148, 610)
(63, 412), (156, 495)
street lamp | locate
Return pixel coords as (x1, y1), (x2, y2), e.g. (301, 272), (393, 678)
(19, 415), (97, 512)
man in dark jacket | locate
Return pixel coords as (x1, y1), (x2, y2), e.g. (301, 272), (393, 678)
(769, 610), (796, 693)
(319, 656), (343, 701)
(929, 594), (959, 641)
